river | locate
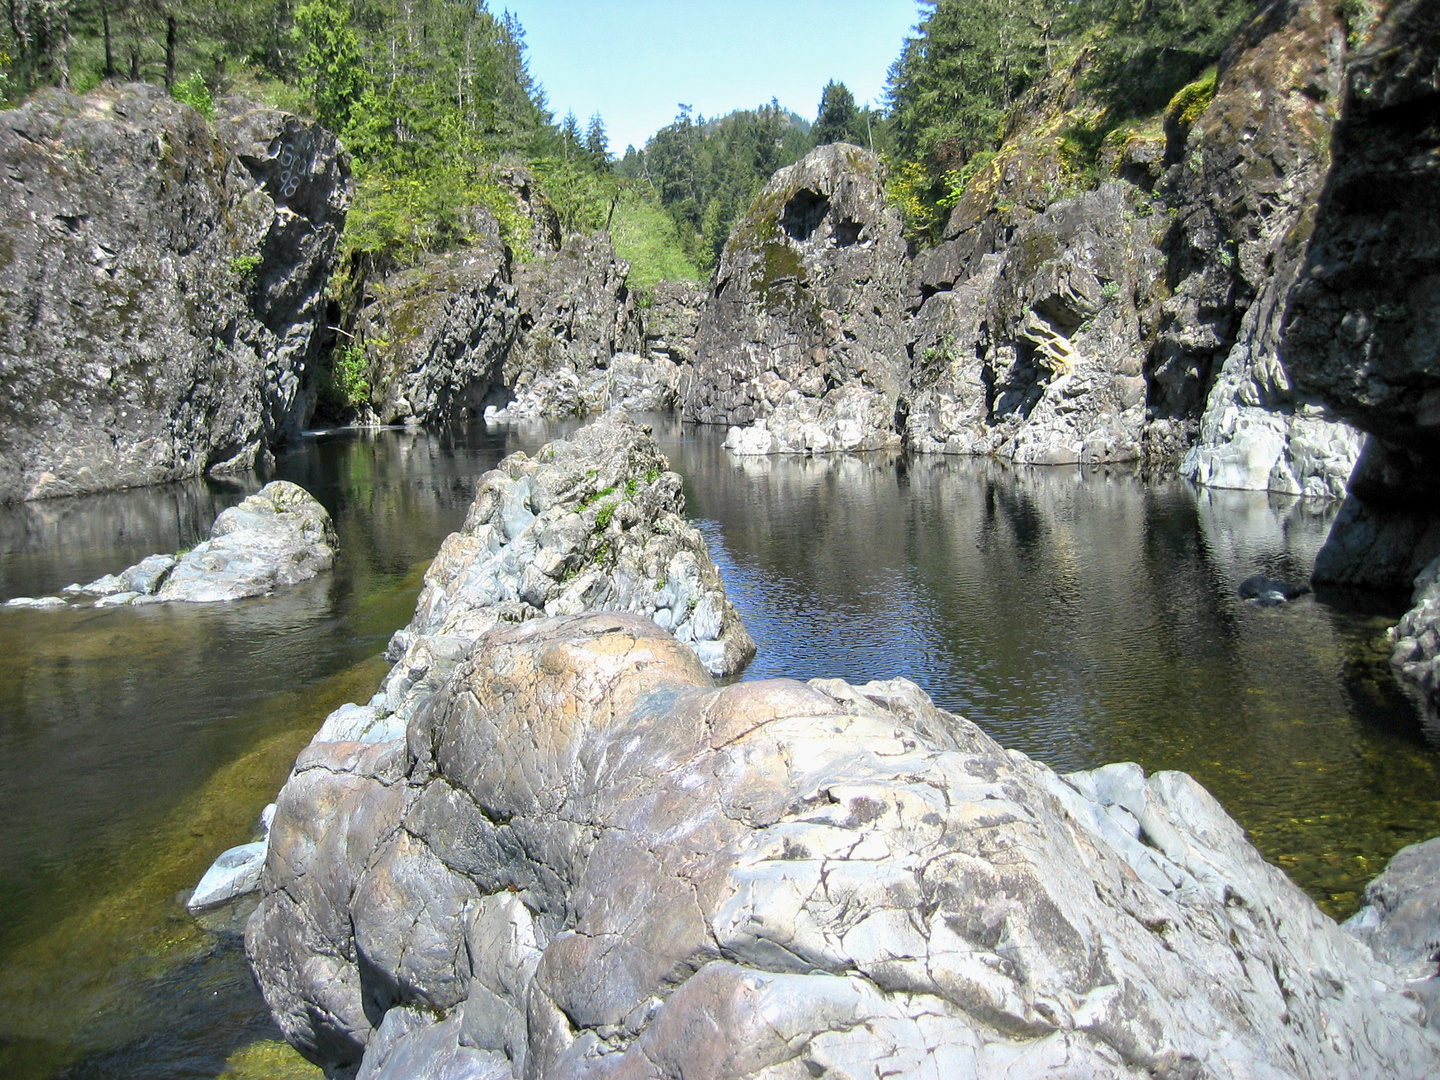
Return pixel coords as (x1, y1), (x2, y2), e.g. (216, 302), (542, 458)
(1, 415), (1436, 1078)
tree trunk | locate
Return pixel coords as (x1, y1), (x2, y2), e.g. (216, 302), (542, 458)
(102, 0), (114, 79)
(164, 15), (176, 90)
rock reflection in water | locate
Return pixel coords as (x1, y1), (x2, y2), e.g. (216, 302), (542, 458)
(650, 418), (1440, 914)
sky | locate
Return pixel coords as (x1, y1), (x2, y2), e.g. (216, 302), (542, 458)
(496, 0), (923, 153)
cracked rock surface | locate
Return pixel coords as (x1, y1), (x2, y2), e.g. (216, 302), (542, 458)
(249, 609), (1439, 1079)
(375, 411), (754, 729)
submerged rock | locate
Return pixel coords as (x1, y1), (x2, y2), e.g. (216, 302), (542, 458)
(0, 84), (350, 502)
(1346, 836), (1440, 980)
(1238, 575), (1311, 606)
(247, 613), (1440, 1079)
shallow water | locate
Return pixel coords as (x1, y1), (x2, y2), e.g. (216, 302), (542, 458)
(1, 415), (1436, 1077)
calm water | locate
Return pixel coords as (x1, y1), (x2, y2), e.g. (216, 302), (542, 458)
(1, 416), (1436, 1078)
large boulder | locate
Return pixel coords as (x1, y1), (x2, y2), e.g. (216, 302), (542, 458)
(683, 143), (910, 452)
(1282, 0), (1440, 587)
(0, 83), (350, 502)
(247, 612), (1440, 1080)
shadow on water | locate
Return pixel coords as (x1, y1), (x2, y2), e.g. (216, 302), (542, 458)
(2, 414), (1439, 1077)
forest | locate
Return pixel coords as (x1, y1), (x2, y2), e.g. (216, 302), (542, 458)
(0, 0), (1263, 272)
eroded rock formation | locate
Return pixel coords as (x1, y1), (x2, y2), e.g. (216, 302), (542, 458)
(0, 84), (350, 502)
(683, 143), (910, 453)
(247, 611), (1440, 1079)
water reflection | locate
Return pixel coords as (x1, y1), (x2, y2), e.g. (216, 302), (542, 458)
(651, 419), (1440, 914)
(0, 415), (1437, 1080)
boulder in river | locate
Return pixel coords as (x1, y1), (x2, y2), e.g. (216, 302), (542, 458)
(246, 612), (1440, 1079)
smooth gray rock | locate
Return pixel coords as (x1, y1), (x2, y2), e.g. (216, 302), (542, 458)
(0, 84), (350, 503)
(188, 840), (268, 912)
(247, 614), (1440, 1080)
(1346, 836), (1440, 978)
(3, 595), (66, 608)
(155, 481), (336, 602)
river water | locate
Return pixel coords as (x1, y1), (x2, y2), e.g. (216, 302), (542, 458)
(1, 416), (1436, 1078)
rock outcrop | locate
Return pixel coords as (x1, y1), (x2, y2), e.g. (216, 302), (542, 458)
(907, 182), (1160, 464)
(0, 83), (350, 502)
(683, 143), (910, 453)
(360, 225), (656, 426)
(378, 411), (753, 691)
(1280, 0), (1440, 588)
(247, 612), (1440, 1080)
(4, 480), (336, 607)
(1171, 0), (1363, 500)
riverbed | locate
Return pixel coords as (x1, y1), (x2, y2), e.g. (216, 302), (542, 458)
(1, 416), (1436, 1078)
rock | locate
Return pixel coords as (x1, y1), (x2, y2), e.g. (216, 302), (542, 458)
(0, 84), (350, 503)
(155, 480), (336, 603)
(1238, 574), (1311, 605)
(365, 239), (520, 426)
(1152, 0), (1362, 497)
(723, 383), (897, 455)
(247, 613), (1440, 1079)
(189, 801), (279, 913)
(3, 595), (66, 608)
(376, 411), (752, 715)
(683, 143), (909, 452)
(641, 280), (706, 364)
(908, 183), (1162, 464)
(1279, 0), (1440, 586)
(1388, 556), (1440, 722)
(120, 553), (178, 595)
(189, 841), (268, 912)
(363, 229), (645, 426)
(1346, 836), (1440, 978)
(93, 591), (140, 607)
(484, 351), (678, 422)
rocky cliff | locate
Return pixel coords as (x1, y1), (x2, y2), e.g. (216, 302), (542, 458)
(353, 177), (664, 428)
(0, 83), (350, 502)
(247, 610), (1440, 1079)
(682, 0), (1365, 487)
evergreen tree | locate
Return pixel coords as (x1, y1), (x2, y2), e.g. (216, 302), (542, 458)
(293, 0), (362, 130)
(812, 80), (859, 146)
(584, 111), (608, 167)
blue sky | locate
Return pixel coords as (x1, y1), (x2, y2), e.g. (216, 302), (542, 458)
(497, 1), (923, 153)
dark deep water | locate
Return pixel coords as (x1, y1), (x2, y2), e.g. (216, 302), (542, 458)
(1, 416), (1436, 1078)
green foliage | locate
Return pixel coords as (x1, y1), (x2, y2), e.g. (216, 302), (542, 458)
(885, 0), (1259, 245)
(813, 80), (870, 147)
(293, 0), (363, 131)
(626, 101), (813, 272)
(609, 189), (702, 288)
(172, 72), (215, 118)
(229, 253), (262, 282)
(1167, 68), (1217, 128)
(333, 343), (370, 405)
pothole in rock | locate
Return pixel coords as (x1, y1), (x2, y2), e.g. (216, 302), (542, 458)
(781, 189), (830, 242)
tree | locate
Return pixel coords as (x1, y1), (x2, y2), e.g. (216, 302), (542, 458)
(812, 79), (859, 146)
(584, 111), (608, 168)
(293, 0), (362, 130)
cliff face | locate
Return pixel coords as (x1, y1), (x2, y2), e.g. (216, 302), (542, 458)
(0, 83), (350, 502)
(684, 0), (1366, 488)
(1281, 0), (1440, 590)
(359, 222), (652, 426)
